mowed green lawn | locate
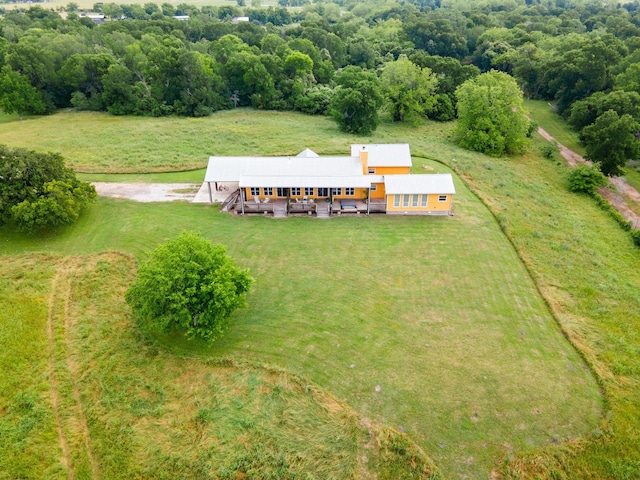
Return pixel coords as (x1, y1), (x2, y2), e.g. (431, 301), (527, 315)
(2, 253), (434, 480)
(0, 113), (602, 480)
(441, 131), (640, 478)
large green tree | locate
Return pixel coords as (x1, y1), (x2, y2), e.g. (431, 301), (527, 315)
(0, 66), (45, 119)
(329, 66), (383, 135)
(455, 70), (531, 157)
(125, 232), (254, 343)
(380, 56), (438, 125)
(0, 145), (96, 231)
(581, 110), (640, 176)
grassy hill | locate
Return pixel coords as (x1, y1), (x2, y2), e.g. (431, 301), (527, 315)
(1, 109), (638, 478)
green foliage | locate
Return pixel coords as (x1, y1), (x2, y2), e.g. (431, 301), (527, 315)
(11, 179), (96, 233)
(539, 140), (560, 159)
(568, 91), (640, 131)
(631, 229), (640, 247)
(380, 55), (438, 125)
(455, 70), (531, 156)
(0, 145), (95, 231)
(429, 93), (456, 122)
(330, 66), (383, 134)
(125, 232), (254, 343)
(0, 66), (45, 120)
(582, 110), (640, 176)
(293, 84), (333, 115)
(567, 164), (607, 195)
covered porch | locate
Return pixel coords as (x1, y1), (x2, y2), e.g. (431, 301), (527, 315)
(237, 175), (375, 217)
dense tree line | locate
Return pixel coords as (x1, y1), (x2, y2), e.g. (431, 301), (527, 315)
(1, 0), (639, 167)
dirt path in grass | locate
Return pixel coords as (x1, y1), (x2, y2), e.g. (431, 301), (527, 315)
(47, 267), (75, 479)
(62, 263), (101, 480)
(538, 127), (640, 229)
(47, 259), (101, 479)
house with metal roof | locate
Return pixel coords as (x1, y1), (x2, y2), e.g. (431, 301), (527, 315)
(203, 144), (455, 217)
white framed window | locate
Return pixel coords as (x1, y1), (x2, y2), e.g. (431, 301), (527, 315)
(250, 187), (259, 196)
(291, 187), (301, 196)
(393, 195), (400, 207)
(304, 187), (314, 196)
(345, 187), (355, 196)
(332, 187), (342, 196)
(438, 195), (447, 202)
(370, 184), (377, 191)
(403, 194), (410, 207)
(412, 194), (419, 207)
(368, 167), (376, 174)
(421, 194), (428, 207)
(277, 188), (289, 197)
(317, 188), (328, 196)
(263, 187), (273, 196)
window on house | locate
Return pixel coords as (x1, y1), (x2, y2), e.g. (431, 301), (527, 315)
(277, 188), (289, 197)
(421, 194), (428, 207)
(291, 187), (300, 196)
(250, 187), (259, 196)
(370, 184), (377, 191)
(345, 187), (355, 196)
(393, 195), (400, 207)
(368, 167), (376, 174)
(304, 187), (314, 196)
(438, 195), (447, 202)
(332, 187), (342, 196)
(403, 194), (410, 207)
(412, 194), (419, 207)
(264, 187), (273, 196)
(317, 188), (328, 196)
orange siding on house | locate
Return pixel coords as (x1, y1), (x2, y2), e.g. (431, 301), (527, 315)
(332, 187), (367, 199)
(386, 194), (452, 213)
(360, 150), (369, 174)
(369, 183), (386, 199)
(245, 187), (368, 200)
(370, 166), (410, 175)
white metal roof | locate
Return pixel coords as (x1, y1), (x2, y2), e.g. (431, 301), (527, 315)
(204, 156), (361, 183)
(384, 174), (456, 195)
(296, 148), (319, 158)
(239, 175), (372, 188)
(350, 144), (412, 167)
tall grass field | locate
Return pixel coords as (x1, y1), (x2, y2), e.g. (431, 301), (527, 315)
(1, 108), (638, 478)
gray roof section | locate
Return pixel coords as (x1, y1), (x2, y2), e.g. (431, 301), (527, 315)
(204, 156), (361, 182)
(239, 175), (372, 188)
(350, 144), (412, 167)
(384, 174), (456, 195)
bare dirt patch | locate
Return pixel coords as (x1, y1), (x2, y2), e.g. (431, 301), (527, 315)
(92, 183), (202, 202)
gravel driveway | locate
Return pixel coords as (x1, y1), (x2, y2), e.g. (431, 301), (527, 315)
(92, 183), (204, 202)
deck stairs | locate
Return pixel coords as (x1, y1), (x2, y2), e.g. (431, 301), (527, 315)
(220, 189), (240, 212)
(273, 204), (288, 218)
(316, 202), (330, 218)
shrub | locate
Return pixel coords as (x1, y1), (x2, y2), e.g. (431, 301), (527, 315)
(568, 164), (607, 195)
(539, 141), (560, 160)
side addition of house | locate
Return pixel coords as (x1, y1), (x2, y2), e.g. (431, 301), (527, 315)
(203, 144), (455, 217)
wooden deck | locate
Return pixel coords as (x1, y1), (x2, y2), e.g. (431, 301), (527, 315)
(233, 198), (386, 217)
